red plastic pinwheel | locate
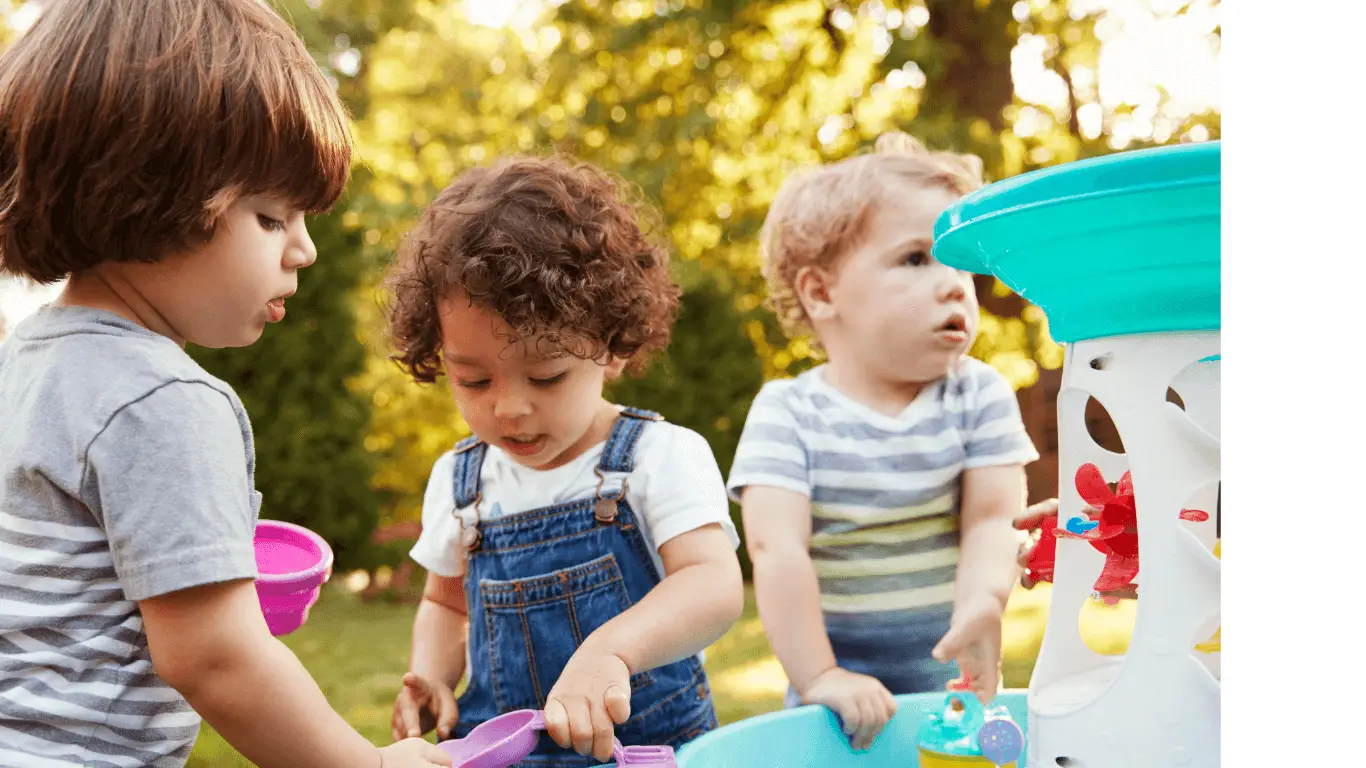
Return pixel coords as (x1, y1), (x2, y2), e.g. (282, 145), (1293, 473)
(1056, 464), (1210, 593)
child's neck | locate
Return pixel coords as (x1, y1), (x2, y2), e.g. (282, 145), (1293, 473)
(58, 269), (185, 347)
(822, 355), (926, 417)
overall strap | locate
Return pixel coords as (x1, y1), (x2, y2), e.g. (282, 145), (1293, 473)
(450, 436), (488, 509)
(597, 407), (663, 474)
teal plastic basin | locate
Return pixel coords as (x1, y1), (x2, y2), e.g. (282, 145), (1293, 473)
(675, 691), (1028, 767)
(932, 141), (1221, 342)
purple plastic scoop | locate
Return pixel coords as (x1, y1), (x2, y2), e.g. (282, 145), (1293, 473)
(436, 709), (676, 767)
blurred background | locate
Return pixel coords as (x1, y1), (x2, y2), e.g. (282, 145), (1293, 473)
(0, 0), (1219, 764)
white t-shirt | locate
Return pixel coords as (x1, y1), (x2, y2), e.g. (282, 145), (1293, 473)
(410, 418), (740, 580)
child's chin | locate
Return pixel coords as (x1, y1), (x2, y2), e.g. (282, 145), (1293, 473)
(192, 323), (264, 349)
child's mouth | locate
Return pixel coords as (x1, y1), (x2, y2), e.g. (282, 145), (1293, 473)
(935, 313), (969, 343)
(266, 293), (292, 322)
(502, 435), (548, 457)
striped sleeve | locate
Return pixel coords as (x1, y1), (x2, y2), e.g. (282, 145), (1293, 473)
(726, 381), (811, 502)
(962, 363), (1039, 469)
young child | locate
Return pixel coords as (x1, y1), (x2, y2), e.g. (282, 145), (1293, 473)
(0, 2), (449, 767)
(727, 133), (1040, 750)
(384, 156), (745, 765)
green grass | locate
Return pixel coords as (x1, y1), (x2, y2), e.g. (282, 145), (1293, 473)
(189, 583), (1134, 766)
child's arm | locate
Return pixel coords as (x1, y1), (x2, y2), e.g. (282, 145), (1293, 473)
(931, 363), (1041, 702)
(742, 486), (897, 751)
(741, 486), (835, 695)
(393, 573), (468, 741)
(930, 463), (1027, 703)
(543, 522), (743, 760)
(956, 465), (1028, 612)
(141, 581), (450, 768)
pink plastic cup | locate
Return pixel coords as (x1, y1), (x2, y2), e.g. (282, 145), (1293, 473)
(437, 709), (676, 767)
(253, 520), (334, 636)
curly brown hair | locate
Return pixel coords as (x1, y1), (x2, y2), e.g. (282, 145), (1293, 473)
(385, 155), (680, 384)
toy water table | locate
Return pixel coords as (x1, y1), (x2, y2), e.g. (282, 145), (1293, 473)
(934, 140), (1221, 767)
(677, 691), (1028, 767)
(253, 519), (334, 636)
(675, 141), (1220, 768)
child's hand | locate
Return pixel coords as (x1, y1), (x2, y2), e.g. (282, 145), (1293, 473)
(931, 595), (1005, 705)
(391, 672), (458, 742)
(378, 737), (454, 767)
(543, 646), (632, 762)
(1014, 498), (1058, 588)
(799, 667), (898, 752)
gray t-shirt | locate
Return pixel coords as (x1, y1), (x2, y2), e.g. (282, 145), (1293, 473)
(0, 306), (261, 767)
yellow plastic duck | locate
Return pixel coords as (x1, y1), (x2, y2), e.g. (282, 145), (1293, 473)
(1194, 539), (1221, 653)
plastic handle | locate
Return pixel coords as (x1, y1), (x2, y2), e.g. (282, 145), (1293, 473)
(612, 742), (677, 767)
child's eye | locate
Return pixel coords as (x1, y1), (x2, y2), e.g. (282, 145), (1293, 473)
(904, 250), (930, 266)
(456, 379), (491, 389)
(530, 373), (567, 387)
(257, 214), (287, 232)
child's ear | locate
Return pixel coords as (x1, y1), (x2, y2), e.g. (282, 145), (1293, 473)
(604, 356), (628, 380)
(795, 265), (837, 323)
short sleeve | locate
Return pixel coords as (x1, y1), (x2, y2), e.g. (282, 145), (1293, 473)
(84, 382), (258, 601)
(725, 382), (811, 502)
(409, 451), (466, 578)
(634, 426), (739, 551)
(962, 364), (1040, 469)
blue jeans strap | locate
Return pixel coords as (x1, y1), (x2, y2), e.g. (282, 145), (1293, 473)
(597, 408), (663, 474)
(450, 437), (487, 508)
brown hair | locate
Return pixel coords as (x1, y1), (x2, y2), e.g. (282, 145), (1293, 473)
(386, 156), (680, 384)
(0, 0), (353, 284)
(761, 132), (984, 337)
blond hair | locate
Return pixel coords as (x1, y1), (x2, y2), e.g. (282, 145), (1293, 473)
(760, 132), (984, 337)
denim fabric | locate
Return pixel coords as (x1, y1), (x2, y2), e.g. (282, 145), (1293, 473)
(782, 604), (960, 710)
(450, 409), (718, 766)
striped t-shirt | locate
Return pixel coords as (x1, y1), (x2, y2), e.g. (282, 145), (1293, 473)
(0, 307), (261, 767)
(727, 358), (1038, 618)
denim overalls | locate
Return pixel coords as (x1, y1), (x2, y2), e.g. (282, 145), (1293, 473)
(449, 408), (719, 766)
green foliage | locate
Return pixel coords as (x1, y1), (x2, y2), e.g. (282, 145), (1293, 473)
(608, 277), (766, 575)
(190, 209), (380, 569)
(0, 0), (1222, 555)
(342, 0), (1220, 532)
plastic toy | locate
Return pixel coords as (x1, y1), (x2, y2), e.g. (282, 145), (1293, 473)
(934, 141), (1221, 767)
(1023, 511), (1059, 585)
(670, 141), (1219, 768)
(917, 691), (1022, 768)
(437, 710), (677, 768)
(253, 520), (334, 636)
(1053, 463), (1211, 596)
(1193, 540), (1222, 654)
(675, 691), (1029, 766)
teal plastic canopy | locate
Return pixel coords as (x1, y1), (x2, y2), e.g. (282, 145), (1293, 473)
(932, 141), (1221, 343)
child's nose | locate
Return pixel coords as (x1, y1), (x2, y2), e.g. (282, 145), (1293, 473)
(493, 390), (533, 419)
(286, 219), (318, 270)
(938, 268), (969, 301)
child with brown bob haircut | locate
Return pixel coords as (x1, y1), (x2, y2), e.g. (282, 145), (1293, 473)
(384, 156), (745, 765)
(0, 2), (449, 767)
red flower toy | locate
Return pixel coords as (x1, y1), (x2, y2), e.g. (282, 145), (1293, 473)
(1055, 464), (1209, 594)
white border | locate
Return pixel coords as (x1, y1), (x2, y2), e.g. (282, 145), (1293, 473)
(1226, 1), (1366, 763)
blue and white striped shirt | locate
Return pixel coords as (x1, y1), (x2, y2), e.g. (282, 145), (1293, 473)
(727, 358), (1038, 616)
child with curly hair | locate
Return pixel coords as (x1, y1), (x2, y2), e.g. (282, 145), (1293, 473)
(384, 156), (744, 765)
(0, 1), (449, 767)
(727, 134), (1042, 750)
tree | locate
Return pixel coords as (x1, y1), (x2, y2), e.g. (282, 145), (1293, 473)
(336, 0), (1221, 524)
